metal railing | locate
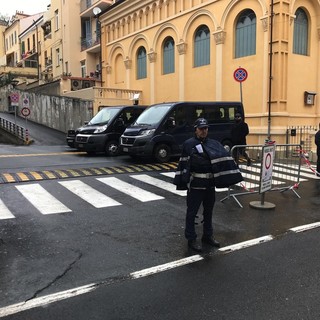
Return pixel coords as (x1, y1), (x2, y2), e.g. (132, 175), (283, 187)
(221, 144), (304, 208)
(0, 117), (25, 141)
(286, 126), (318, 153)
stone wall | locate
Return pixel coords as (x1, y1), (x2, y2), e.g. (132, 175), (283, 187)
(0, 86), (93, 133)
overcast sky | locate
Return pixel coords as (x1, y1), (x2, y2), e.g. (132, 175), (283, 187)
(1, 0), (49, 17)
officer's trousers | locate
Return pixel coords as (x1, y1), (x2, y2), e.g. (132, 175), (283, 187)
(185, 187), (215, 240)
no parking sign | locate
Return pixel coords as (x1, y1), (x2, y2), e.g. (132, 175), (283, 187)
(233, 67), (248, 82)
(259, 145), (275, 193)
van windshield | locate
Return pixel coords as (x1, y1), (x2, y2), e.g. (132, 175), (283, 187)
(88, 108), (120, 125)
(134, 104), (172, 126)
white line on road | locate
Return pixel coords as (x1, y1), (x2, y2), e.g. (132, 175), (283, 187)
(130, 255), (204, 279)
(131, 174), (187, 196)
(0, 199), (15, 219)
(15, 184), (71, 214)
(218, 235), (274, 253)
(289, 222), (320, 233)
(59, 180), (121, 208)
(0, 283), (97, 318)
(97, 177), (164, 202)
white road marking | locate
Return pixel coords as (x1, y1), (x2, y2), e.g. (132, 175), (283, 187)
(289, 222), (320, 233)
(15, 184), (71, 214)
(59, 180), (121, 208)
(131, 174), (187, 196)
(0, 199), (15, 219)
(130, 255), (204, 279)
(97, 177), (164, 202)
(218, 235), (274, 253)
(0, 283), (96, 318)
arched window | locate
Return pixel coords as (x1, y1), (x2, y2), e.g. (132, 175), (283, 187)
(235, 9), (256, 58)
(163, 37), (175, 74)
(293, 8), (308, 55)
(194, 25), (210, 67)
(137, 46), (147, 79)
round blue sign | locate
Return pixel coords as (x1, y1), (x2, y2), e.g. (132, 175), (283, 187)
(233, 68), (248, 82)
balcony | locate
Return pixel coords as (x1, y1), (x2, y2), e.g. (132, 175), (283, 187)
(45, 58), (52, 69)
(81, 35), (100, 52)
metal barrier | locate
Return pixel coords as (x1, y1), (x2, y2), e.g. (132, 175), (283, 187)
(221, 143), (302, 208)
(0, 117), (26, 141)
(286, 126), (317, 154)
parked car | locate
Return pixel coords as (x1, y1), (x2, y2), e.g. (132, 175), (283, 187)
(67, 105), (147, 156)
(120, 101), (244, 162)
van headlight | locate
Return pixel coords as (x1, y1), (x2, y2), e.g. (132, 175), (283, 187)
(94, 125), (108, 133)
(139, 129), (155, 136)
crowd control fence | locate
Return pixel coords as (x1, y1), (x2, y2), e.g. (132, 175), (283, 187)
(221, 143), (303, 208)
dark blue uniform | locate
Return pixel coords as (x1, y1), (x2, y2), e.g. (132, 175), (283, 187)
(173, 135), (243, 241)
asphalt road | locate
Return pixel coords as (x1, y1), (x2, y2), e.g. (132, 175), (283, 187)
(0, 115), (320, 319)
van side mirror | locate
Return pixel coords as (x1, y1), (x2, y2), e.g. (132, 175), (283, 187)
(84, 121), (89, 125)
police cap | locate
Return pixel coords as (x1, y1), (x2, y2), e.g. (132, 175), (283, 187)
(194, 118), (209, 129)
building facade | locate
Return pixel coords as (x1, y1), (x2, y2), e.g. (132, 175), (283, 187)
(100, 0), (320, 144)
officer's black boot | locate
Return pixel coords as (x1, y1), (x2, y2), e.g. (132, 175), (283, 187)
(188, 239), (202, 252)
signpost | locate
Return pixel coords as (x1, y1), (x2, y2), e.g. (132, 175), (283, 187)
(233, 67), (248, 104)
(21, 106), (31, 143)
(10, 93), (20, 134)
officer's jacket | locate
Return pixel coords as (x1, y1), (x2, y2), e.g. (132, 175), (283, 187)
(173, 136), (243, 190)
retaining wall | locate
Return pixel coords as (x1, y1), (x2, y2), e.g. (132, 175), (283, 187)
(0, 86), (93, 133)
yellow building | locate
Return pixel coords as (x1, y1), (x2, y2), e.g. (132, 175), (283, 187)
(0, 19), (8, 65)
(100, 0), (320, 145)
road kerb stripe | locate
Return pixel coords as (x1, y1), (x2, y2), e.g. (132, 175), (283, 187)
(130, 255), (204, 279)
(218, 235), (274, 253)
(289, 222), (320, 233)
(0, 283), (97, 318)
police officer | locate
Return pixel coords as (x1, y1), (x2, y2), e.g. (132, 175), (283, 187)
(174, 118), (243, 252)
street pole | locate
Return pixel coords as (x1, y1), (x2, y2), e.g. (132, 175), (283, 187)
(267, 0), (274, 140)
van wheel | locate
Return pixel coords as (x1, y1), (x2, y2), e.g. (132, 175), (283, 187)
(105, 141), (119, 156)
(154, 144), (171, 163)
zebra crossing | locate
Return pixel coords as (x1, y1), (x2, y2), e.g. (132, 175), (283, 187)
(0, 166), (318, 220)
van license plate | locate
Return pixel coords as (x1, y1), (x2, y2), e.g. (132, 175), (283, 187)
(78, 144), (83, 148)
(123, 147), (128, 152)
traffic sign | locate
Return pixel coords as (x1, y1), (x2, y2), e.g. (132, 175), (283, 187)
(10, 93), (19, 106)
(233, 67), (248, 82)
(21, 107), (31, 117)
(23, 98), (29, 108)
(259, 145), (275, 193)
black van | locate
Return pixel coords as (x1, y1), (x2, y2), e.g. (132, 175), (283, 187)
(120, 101), (244, 162)
(68, 105), (147, 156)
